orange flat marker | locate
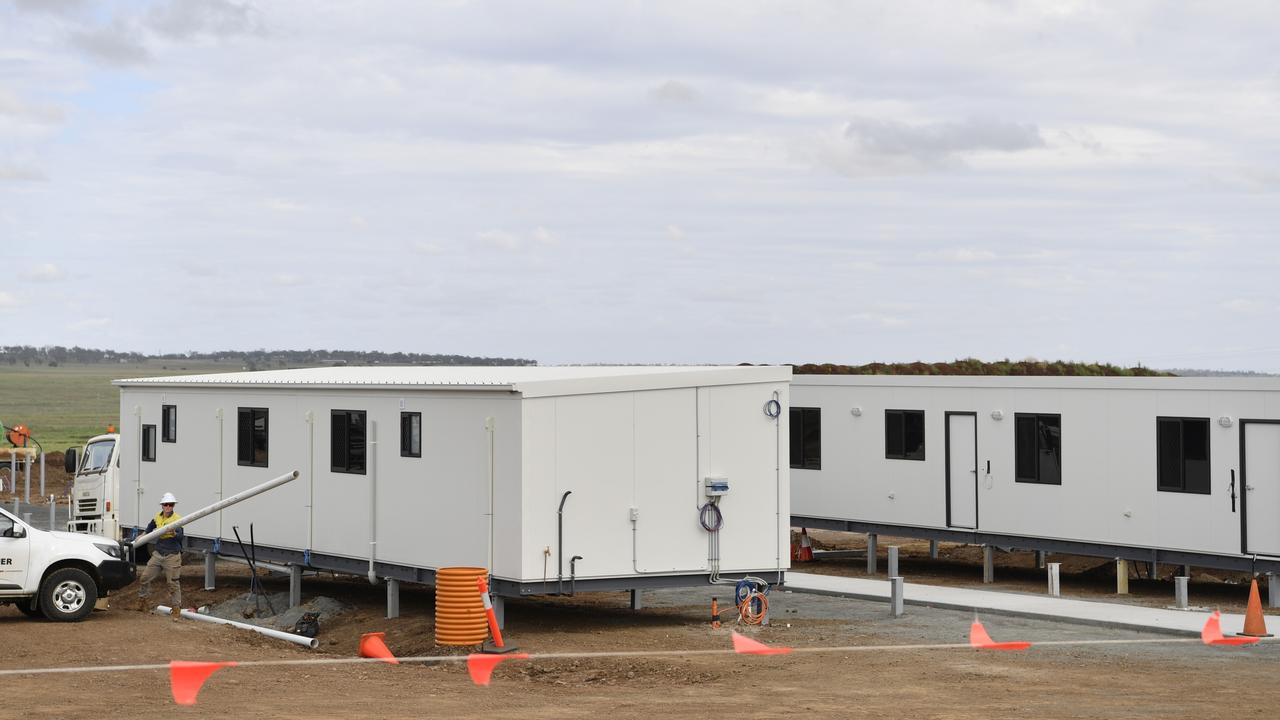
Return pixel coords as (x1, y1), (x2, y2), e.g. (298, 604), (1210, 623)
(731, 631), (792, 655)
(466, 653), (529, 686)
(1201, 610), (1260, 646)
(969, 620), (1031, 651)
(169, 660), (236, 706)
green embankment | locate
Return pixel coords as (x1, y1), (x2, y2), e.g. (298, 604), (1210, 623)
(0, 361), (238, 451)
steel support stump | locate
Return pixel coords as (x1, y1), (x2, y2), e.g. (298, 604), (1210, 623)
(867, 533), (878, 575)
(630, 589), (643, 610)
(204, 551), (217, 591)
(290, 564), (303, 608)
(887, 545), (899, 579)
(1174, 576), (1189, 609)
(928, 539), (939, 560)
(386, 577), (399, 619)
(982, 545), (994, 584)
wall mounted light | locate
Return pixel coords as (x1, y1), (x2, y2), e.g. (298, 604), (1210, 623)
(991, 410), (1004, 421)
(851, 406), (862, 417)
(1219, 416), (1234, 428)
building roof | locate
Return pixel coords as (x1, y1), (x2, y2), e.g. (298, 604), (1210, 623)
(792, 374), (1280, 391)
(114, 365), (792, 398)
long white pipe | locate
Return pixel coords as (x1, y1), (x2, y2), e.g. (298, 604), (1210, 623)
(131, 470), (298, 546)
(155, 605), (318, 649)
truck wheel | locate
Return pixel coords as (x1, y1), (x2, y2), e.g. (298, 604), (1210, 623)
(39, 568), (98, 622)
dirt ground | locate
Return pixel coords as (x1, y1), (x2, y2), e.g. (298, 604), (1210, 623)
(4, 536), (1279, 719)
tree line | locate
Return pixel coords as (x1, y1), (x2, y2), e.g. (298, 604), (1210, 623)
(0, 345), (536, 369)
(790, 358), (1173, 376)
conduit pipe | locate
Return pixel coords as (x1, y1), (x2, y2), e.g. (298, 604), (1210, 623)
(131, 470), (299, 547)
(154, 606), (318, 649)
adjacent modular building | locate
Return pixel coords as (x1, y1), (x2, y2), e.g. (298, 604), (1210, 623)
(791, 375), (1280, 573)
(115, 366), (791, 597)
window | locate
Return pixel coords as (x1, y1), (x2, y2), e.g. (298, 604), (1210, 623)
(141, 424), (157, 462)
(162, 405), (177, 443)
(237, 408), (269, 467)
(1015, 413), (1061, 485)
(1157, 417), (1210, 494)
(885, 410), (926, 461)
(401, 412), (422, 458)
(331, 410), (367, 474)
(789, 407), (821, 469)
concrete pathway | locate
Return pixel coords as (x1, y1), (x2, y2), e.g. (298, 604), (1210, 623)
(785, 572), (1261, 637)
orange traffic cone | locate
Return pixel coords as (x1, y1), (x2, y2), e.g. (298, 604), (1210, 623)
(797, 528), (814, 562)
(1237, 578), (1272, 638)
(359, 631), (400, 664)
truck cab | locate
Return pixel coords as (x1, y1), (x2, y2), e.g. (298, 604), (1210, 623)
(64, 433), (121, 540)
(0, 506), (135, 621)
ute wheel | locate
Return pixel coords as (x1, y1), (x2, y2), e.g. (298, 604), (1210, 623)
(16, 600), (44, 618)
(39, 568), (98, 622)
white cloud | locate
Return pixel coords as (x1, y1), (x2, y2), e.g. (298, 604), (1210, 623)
(0, 291), (21, 310)
(69, 21), (151, 66)
(0, 163), (46, 181)
(145, 0), (262, 41)
(23, 263), (65, 282)
(272, 274), (304, 286)
(650, 80), (699, 105)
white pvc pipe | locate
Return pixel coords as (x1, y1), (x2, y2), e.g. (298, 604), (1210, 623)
(155, 606), (318, 649)
(132, 470), (298, 546)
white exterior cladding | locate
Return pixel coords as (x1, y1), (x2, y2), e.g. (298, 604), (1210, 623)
(115, 366), (791, 586)
(792, 375), (1280, 560)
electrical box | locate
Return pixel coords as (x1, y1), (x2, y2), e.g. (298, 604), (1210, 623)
(704, 476), (730, 497)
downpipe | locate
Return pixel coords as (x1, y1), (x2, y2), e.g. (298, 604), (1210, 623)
(368, 420), (378, 585)
(557, 490), (571, 595)
(569, 555), (583, 596)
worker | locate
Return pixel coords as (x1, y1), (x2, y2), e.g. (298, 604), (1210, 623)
(137, 492), (184, 618)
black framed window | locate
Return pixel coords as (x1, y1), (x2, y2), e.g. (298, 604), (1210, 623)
(1015, 413), (1061, 484)
(401, 412), (422, 458)
(141, 424), (157, 462)
(162, 405), (177, 443)
(885, 409), (926, 461)
(1157, 417), (1210, 494)
(237, 407), (269, 467)
(331, 410), (367, 474)
(789, 407), (821, 469)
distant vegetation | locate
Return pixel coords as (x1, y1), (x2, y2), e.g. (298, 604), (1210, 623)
(791, 359), (1174, 376)
(0, 345), (535, 371)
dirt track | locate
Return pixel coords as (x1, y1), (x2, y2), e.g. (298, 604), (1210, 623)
(4, 542), (1279, 719)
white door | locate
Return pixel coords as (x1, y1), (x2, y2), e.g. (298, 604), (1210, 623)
(0, 510), (32, 592)
(1243, 422), (1280, 556)
(947, 413), (978, 529)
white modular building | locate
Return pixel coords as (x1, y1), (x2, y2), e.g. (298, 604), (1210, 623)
(115, 366), (791, 596)
(790, 375), (1280, 573)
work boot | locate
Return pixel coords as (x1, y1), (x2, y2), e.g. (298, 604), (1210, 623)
(171, 605), (182, 620)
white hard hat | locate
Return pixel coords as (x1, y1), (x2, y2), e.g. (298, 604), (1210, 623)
(159, 492), (178, 505)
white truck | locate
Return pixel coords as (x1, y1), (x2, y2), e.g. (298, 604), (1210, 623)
(0, 505), (136, 621)
(64, 432), (122, 540)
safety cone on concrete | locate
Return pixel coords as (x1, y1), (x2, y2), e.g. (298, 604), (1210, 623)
(796, 528), (814, 563)
(1237, 578), (1273, 638)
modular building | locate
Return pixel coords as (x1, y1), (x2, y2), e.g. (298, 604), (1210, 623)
(115, 366), (790, 597)
(790, 375), (1280, 573)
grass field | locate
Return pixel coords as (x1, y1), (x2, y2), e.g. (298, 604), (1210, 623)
(0, 360), (244, 451)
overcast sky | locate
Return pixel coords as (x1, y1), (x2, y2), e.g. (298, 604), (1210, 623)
(2, 1), (1278, 370)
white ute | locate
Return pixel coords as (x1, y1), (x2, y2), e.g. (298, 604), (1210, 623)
(0, 506), (135, 621)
